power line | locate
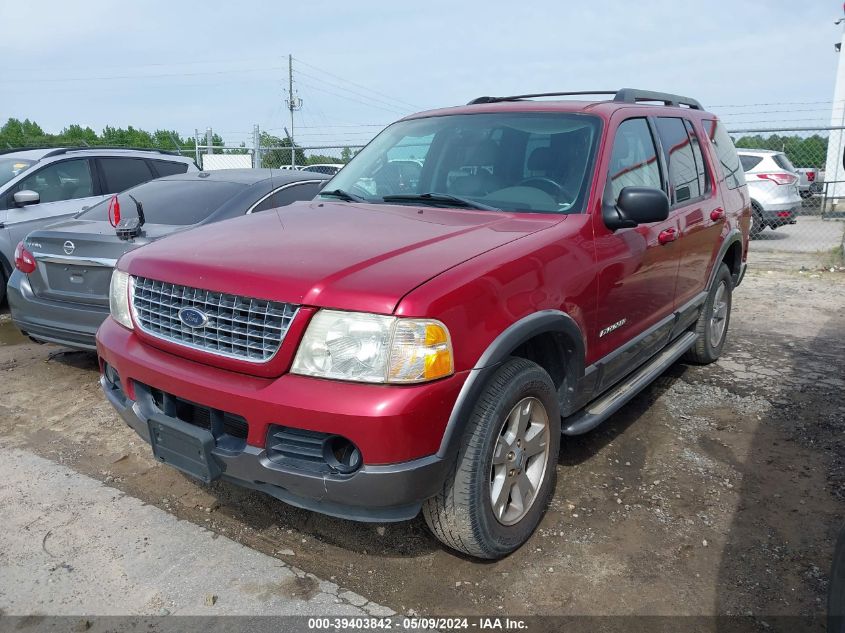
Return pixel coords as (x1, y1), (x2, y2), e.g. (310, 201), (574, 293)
(292, 57), (422, 111)
(0, 66), (286, 84)
(295, 79), (409, 116)
(293, 69), (414, 115)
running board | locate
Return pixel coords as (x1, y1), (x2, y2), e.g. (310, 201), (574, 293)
(562, 331), (697, 436)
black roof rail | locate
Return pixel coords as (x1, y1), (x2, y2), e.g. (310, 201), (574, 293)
(468, 91), (617, 105)
(0, 146), (184, 159)
(467, 89), (704, 110)
(613, 88), (703, 110)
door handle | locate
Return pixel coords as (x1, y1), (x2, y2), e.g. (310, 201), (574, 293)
(658, 228), (677, 245)
(710, 208), (725, 222)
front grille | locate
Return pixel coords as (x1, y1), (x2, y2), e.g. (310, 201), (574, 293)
(149, 386), (248, 443)
(131, 276), (298, 362)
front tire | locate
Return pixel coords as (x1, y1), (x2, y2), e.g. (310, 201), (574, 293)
(684, 263), (733, 364)
(423, 358), (560, 559)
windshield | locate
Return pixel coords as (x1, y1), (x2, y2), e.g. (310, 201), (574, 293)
(322, 112), (601, 214)
(0, 157), (35, 188)
(78, 179), (246, 226)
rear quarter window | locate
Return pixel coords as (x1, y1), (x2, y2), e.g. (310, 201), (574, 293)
(98, 158), (154, 193)
(152, 160), (190, 177)
(702, 120), (746, 190)
(739, 155), (763, 172)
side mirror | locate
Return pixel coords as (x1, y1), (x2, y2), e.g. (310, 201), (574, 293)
(603, 186), (670, 230)
(14, 190), (40, 207)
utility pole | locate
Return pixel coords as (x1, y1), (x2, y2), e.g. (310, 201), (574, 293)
(253, 124), (261, 169)
(285, 54), (303, 168)
(194, 128), (200, 165)
(205, 127), (213, 156)
(825, 4), (845, 202)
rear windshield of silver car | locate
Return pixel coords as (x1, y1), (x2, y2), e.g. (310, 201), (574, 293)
(0, 157), (35, 188)
(78, 180), (246, 225)
(322, 112), (602, 214)
(772, 153), (796, 173)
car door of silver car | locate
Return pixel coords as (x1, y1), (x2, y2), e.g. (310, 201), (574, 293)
(3, 158), (106, 247)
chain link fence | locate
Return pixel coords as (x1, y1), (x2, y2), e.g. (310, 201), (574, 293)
(728, 126), (845, 269)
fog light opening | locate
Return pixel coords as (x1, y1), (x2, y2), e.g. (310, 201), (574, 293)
(103, 362), (122, 391)
(323, 435), (362, 474)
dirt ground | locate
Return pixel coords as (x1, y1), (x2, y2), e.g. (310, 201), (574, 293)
(0, 258), (843, 617)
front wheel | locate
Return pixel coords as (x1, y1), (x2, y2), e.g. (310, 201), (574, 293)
(423, 358), (560, 559)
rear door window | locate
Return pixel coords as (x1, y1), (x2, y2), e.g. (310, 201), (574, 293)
(151, 160), (190, 177)
(608, 118), (662, 200)
(78, 179), (246, 225)
(655, 117), (700, 204)
(98, 158), (154, 193)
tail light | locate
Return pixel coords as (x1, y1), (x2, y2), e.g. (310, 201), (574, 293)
(14, 241), (36, 274)
(806, 172), (816, 182)
(755, 172), (798, 186)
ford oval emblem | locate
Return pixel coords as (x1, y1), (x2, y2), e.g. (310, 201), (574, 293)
(63, 240), (75, 255)
(178, 307), (208, 329)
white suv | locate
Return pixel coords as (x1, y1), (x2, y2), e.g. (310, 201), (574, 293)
(0, 147), (197, 303)
(737, 149), (801, 237)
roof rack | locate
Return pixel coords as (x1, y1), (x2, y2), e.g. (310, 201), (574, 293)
(467, 88), (703, 110)
(0, 146), (183, 158)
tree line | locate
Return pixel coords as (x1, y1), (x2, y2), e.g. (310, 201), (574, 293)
(732, 133), (828, 169)
(0, 118), (356, 166)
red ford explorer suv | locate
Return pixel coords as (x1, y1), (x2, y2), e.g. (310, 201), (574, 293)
(97, 89), (749, 559)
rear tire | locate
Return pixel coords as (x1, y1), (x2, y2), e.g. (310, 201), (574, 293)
(684, 263), (733, 365)
(750, 204), (765, 239)
(423, 358), (560, 559)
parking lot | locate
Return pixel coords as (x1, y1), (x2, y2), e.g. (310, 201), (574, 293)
(1, 244), (843, 617)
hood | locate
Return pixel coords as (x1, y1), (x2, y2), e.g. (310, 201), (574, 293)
(121, 201), (563, 314)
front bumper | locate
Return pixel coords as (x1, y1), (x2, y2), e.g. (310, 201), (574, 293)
(7, 270), (107, 350)
(96, 318), (466, 522)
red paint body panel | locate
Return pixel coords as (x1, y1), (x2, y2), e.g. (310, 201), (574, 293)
(96, 97), (749, 475)
(97, 317), (467, 464)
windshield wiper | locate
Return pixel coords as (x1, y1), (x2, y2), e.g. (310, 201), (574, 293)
(319, 188), (366, 202)
(382, 192), (501, 212)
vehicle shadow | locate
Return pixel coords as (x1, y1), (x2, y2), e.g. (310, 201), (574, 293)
(193, 362), (695, 561)
(714, 317), (845, 630)
(558, 363), (689, 467)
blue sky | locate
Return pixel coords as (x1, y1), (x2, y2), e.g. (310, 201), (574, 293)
(0, 0), (842, 148)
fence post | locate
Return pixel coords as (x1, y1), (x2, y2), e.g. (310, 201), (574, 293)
(194, 129), (200, 165)
(205, 127), (213, 156)
(253, 124), (261, 169)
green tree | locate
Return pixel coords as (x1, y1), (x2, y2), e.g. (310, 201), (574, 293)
(340, 146), (353, 163)
(259, 132), (305, 167)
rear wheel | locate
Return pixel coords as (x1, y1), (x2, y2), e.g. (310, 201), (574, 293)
(750, 203), (765, 238)
(684, 263), (733, 364)
(423, 358), (560, 559)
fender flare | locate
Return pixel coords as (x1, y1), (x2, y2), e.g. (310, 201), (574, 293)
(709, 229), (743, 290)
(437, 310), (585, 460)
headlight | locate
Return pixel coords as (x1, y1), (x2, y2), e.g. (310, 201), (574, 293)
(292, 310), (453, 384)
(109, 270), (134, 330)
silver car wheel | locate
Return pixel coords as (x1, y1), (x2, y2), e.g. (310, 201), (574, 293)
(710, 281), (729, 344)
(489, 396), (551, 526)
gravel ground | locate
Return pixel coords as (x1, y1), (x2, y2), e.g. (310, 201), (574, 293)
(0, 260), (843, 617)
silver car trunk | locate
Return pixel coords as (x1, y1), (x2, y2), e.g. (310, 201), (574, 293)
(26, 219), (180, 306)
